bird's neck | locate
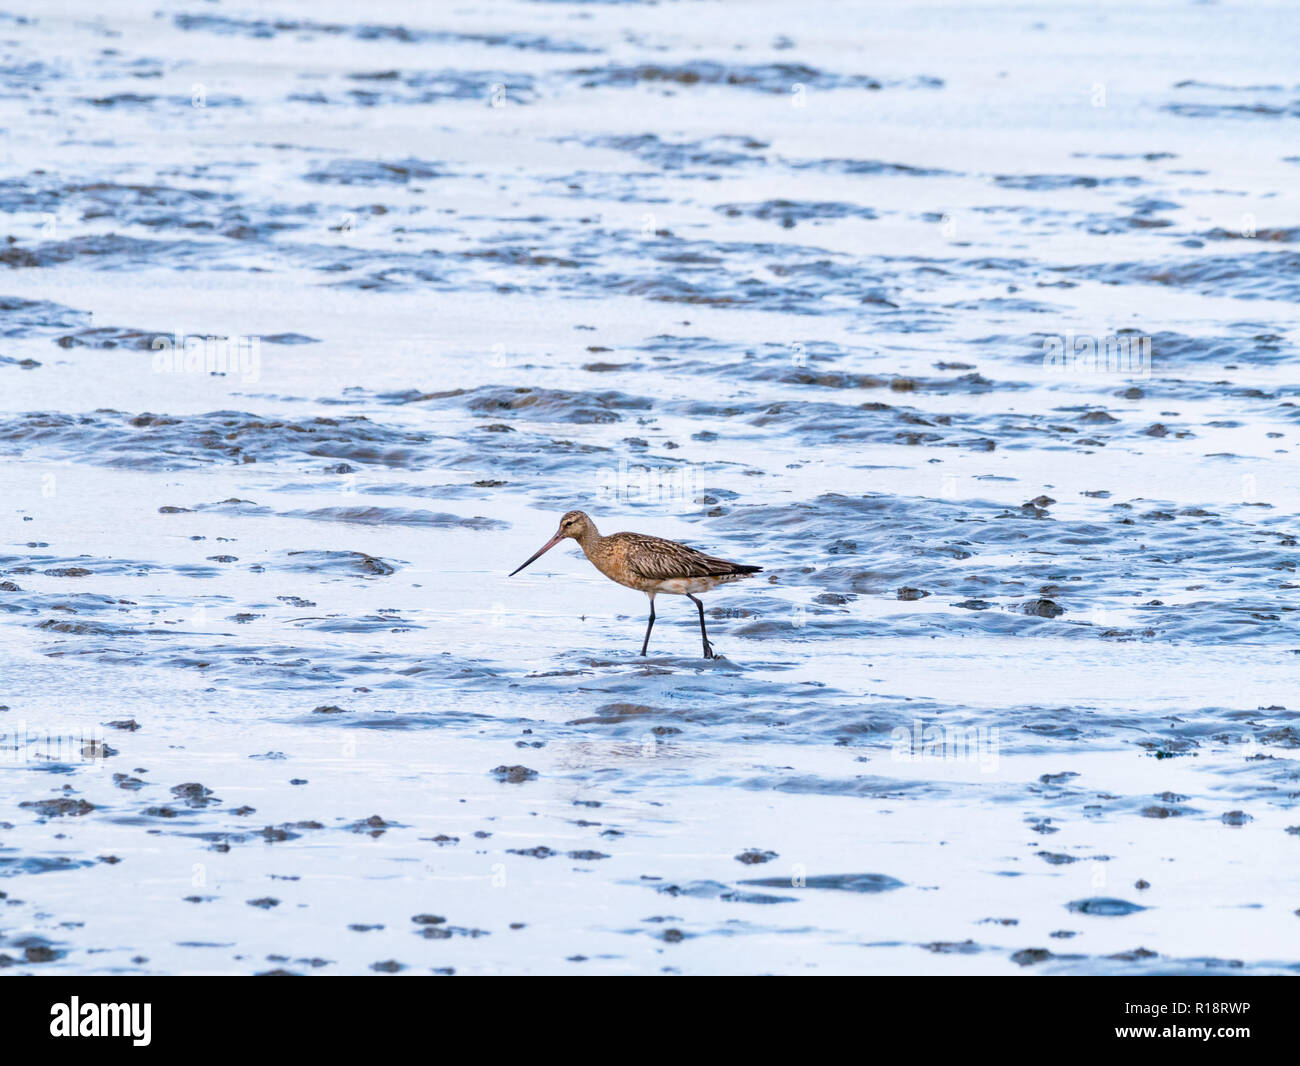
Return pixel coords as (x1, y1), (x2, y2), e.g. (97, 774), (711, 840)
(575, 524), (602, 557)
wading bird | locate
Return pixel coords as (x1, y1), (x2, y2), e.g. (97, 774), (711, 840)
(509, 510), (762, 659)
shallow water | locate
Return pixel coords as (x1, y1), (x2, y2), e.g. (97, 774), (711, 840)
(2, 0), (1299, 975)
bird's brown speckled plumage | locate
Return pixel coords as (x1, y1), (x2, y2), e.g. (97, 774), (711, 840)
(509, 510), (761, 658)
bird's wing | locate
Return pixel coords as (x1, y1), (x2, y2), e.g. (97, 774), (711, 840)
(618, 534), (749, 581)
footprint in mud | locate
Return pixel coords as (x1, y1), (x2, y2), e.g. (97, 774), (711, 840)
(1067, 898), (1147, 916)
(741, 873), (905, 894)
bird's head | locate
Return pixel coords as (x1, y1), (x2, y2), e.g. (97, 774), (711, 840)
(556, 510), (592, 541)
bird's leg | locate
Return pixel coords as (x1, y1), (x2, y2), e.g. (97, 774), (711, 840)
(640, 597), (656, 656)
(688, 594), (715, 659)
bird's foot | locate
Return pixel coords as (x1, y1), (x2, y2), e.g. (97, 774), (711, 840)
(702, 643), (717, 659)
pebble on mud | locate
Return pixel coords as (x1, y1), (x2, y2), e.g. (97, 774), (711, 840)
(735, 849), (778, 864)
(492, 764), (538, 783)
(19, 797), (94, 817)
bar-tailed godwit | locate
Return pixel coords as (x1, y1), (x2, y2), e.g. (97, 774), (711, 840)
(509, 510), (762, 659)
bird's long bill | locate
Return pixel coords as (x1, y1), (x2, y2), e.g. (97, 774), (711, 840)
(508, 531), (564, 577)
